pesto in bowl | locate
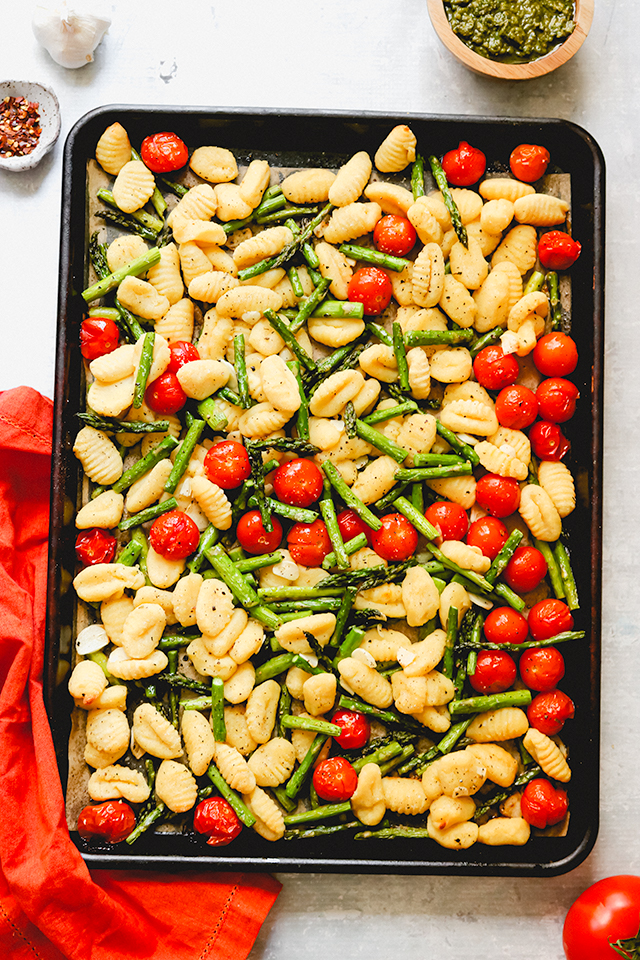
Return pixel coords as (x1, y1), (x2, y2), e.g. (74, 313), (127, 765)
(443, 0), (575, 63)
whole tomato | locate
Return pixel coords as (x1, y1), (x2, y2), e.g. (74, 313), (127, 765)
(483, 607), (529, 645)
(466, 516), (509, 560)
(140, 131), (189, 172)
(369, 513), (418, 562)
(273, 458), (324, 508)
(75, 528), (117, 566)
(527, 688), (575, 735)
(529, 421), (570, 461)
(473, 344), (519, 391)
(149, 509), (200, 560)
(495, 384), (538, 430)
(238, 510), (283, 555)
(204, 440), (251, 489)
(475, 474), (521, 518)
(193, 797), (243, 847)
(521, 779), (567, 829)
(519, 647), (565, 692)
(145, 370), (187, 415)
(312, 756), (358, 802)
(373, 215), (417, 257)
(77, 800), (136, 843)
(337, 509), (372, 545)
(538, 231), (581, 270)
(536, 378), (580, 424)
(441, 141), (486, 186)
(509, 144), (550, 182)
(563, 876), (640, 960)
(469, 650), (517, 695)
(347, 266), (393, 316)
(287, 517), (331, 566)
(504, 544), (548, 593)
(331, 709), (371, 750)
(80, 317), (120, 361)
(528, 598), (574, 641)
(425, 501), (469, 542)
(532, 332), (578, 377)
(168, 340), (200, 373)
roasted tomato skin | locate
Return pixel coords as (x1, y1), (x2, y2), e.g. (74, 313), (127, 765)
(425, 501), (469, 542)
(312, 756), (359, 802)
(509, 144), (550, 182)
(538, 230), (581, 270)
(193, 797), (243, 847)
(519, 647), (565, 692)
(527, 688), (575, 735)
(238, 511), (284, 555)
(495, 384), (538, 430)
(373, 215), (417, 256)
(469, 650), (517, 695)
(287, 518), (331, 566)
(527, 599), (574, 641)
(483, 607), (529, 645)
(331, 709), (371, 750)
(75, 528), (117, 566)
(475, 474), (521, 518)
(532, 332), (578, 377)
(80, 317), (120, 360)
(369, 513), (418, 562)
(504, 544), (548, 593)
(140, 131), (189, 172)
(466, 516), (509, 560)
(536, 377), (579, 423)
(77, 800), (136, 844)
(521, 779), (567, 829)
(347, 267), (393, 316)
(149, 510), (200, 560)
(472, 344), (519, 391)
(529, 421), (570, 461)
(145, 371), (187, 415)
(273, 458), (324, 508)
(441, 141), (486, 186)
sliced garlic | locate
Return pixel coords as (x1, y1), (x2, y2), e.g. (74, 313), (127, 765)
(271, 559), (299, 581)
(75, 624), (109, 655)
(351, 648), (376, 668)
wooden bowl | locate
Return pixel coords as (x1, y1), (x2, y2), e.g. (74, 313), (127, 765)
(427, 0), (594, 79)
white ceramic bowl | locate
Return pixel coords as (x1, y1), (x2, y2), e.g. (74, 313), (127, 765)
(0, 80), (61, 171)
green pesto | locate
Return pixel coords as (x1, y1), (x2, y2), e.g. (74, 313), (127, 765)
(444, 0), (575, 63)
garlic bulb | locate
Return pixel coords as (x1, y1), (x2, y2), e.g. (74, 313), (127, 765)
(32, 2), (111, 69)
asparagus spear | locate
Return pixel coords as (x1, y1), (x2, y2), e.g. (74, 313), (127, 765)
(428, 154), (468, 247)
(338, 243), (411, 273)
(237, 202), (333, 280)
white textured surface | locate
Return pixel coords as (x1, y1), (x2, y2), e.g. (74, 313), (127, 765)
(1, 3), (639, 958)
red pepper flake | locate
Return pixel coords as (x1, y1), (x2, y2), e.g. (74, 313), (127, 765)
(0, 96), (42, 158)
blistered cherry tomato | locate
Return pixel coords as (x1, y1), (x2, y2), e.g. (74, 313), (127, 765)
(469, 650), (517, 695)
(140, 131), (189, 172)
(75, 528), (117, 566)
(521, 778), (568, 829)
(519, 647), (565, 692)
(527, 598), (574, 641)
(529, 421), (570, 461)
(273, 458), (323, 508)
(441, 141), (486, 186)
(532, 332), (578, 377)
(425, 501), (469, 542)
(483, 607), (529, 645)
(347, 267), (393, 316)
(473, 344), (519, 391)
(331, 709), (371, 750)
(238, 510), (283, 555)
(527, 688), (575, 735)
(504, 544), (548, 593)
(536, 377), (579, 423)
(538, 230), (581, 271)
(287, 517), (331, 566)
(168, 340), (200, 373)
(80, 317), (120, 361)
(509, 144), (550, 183)
(337, 509), (371, 545)
(373, 214), (417, 257)
(204, 440), (251, 490)
(475, 474), (521, 518)
(495, 384), (538, 430)
(77, 800), (136, 844)
(466, 516), (509, 560)
(370, 513), (418, 562)
(312, 756), (358, 802)
(149, 509), (200, 560)
(193, 797), (243, 847)
(145, 370), (187, 415)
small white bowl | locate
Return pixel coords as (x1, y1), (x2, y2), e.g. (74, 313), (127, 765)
(0, 80), (61, 171)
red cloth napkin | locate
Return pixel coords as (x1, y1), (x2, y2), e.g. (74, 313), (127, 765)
(0, 387), (281, 960)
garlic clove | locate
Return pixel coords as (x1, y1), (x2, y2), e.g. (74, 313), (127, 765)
(75, 623), (109, 655)
(32, 2), (111, 69)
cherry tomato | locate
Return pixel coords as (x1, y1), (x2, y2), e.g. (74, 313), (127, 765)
(369, 513), (418, 562)
(373, 214), (417, 257)
(145, 370), (187, 415)
(483, 606), (529, 645)
(203, 440), (251, 490)
(273, 458), (324, 508)
(563, 875), (640, 960)
(527, 688), (575, 735)
(519, 647), (565, 692)
(238, 510), (283, 555)
(472, 344), (519, 391)
(75, 528), (117, 566)
(347, 266), (393, 316)
(337, 509), (371, 545)
(80, 317), (120, 361)
(77, 800), (136, 844)
(504, 544), (548, 593)
(521, 779), (568, 830)
(475, 474), (521, 518)
(149, 509), (200, 560)
(529, 421), (570, 461)
(538, 230), (581, 270)
(466, 516), (509, 560)
(532, 332), (578, 377)
(469, 650), (517, 695)
(331, 709), (371, 750)
(167, 340), (200, 374)
(441, 141), (486, 186)
(193, 797), (243, 847)
(495, 384), (538, 430)
(527, 598), (574, 641)
(536, 378), (579, 423)
(425, 501), (469, 542)
(312, 756), (358, 802)
(140, 131), (189, 172)
(287, 517), (331, 566)
(509, 144), (550, 183)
